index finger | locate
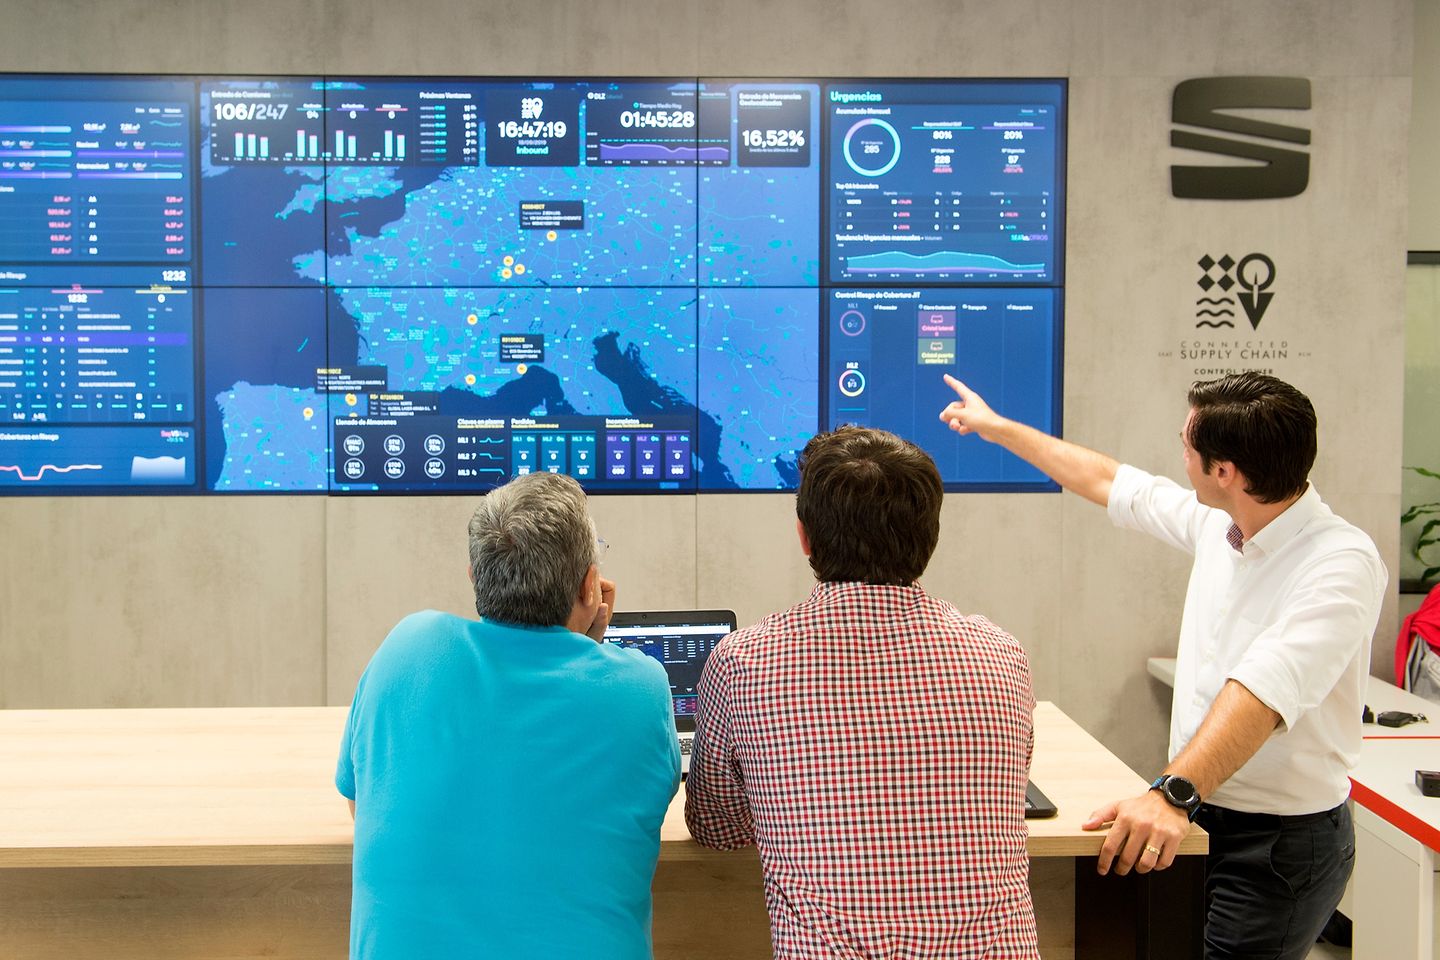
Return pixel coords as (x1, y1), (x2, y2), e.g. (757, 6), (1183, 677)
(942, 373), (971, 399)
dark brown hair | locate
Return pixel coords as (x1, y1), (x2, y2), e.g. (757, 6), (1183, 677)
(796, 426), (944, 585)
(1186, 372), (1317, 504)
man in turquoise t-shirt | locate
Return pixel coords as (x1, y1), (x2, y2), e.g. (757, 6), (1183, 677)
(336, 472), (680, 959)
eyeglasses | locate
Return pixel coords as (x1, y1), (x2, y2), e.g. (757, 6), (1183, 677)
(595, 538), (609, 562)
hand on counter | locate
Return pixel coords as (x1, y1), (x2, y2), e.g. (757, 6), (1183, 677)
(1082, 790), (1190, 876)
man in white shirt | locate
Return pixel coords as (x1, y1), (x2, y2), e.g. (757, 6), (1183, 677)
(939, 371), (1386, 960)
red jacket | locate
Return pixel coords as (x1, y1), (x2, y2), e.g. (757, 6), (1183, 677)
(1395, 584), (1440, 687)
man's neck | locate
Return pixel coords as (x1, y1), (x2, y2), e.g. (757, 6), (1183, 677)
(1228, 486), (1306, 543)
(564, 605), (591, 637)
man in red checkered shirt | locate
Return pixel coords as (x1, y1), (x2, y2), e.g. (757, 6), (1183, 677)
(685, 426), (1039, 959)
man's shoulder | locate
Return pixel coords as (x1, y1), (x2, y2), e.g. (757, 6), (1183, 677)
(1113, 463), (1219, 522)
(935, 606), (1018, 641)
(915, 598), (1030, 653)
(1288, 495), (1385, 569)
(394, 607), (465, 631)
(719, 590), (1023, 651)
(373, 608), (453, 644)
(714, 614), (781, 656)
(354, 611), (473, 689)
(1309, 509), (1382, 554)
(709, 603), (816, 667)
(1294, 523), (1388, 595)
(378, 609), (473, 651)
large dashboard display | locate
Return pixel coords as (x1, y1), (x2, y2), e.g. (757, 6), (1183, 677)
(825, 82), (1061, 284)
(0, 75), (1064, 495)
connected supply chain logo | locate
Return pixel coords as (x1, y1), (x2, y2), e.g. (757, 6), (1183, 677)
(1158, 250), (1312, 379)
(1195, 252), (1275, 330)
(1171, 77), (1311, 200)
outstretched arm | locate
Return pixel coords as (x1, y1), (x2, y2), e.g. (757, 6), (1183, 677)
(939, 374), (1119, 506)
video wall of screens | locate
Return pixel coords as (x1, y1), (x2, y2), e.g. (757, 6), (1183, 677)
(0, 75), (1065, 494)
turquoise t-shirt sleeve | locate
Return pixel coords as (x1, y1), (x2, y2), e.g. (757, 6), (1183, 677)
(335, 669), (369, 801)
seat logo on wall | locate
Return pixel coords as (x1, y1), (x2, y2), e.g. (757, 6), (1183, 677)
(1171, 77), (1311, 199)
(1196, 252), (1275, 329)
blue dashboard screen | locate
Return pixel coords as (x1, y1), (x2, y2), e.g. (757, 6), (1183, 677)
(0, 75), (1064, 494)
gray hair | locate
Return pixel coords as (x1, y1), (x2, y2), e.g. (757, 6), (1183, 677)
(467, 472), (598, 626)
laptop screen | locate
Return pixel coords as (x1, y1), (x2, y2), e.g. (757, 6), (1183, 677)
(604, 610), (736, 732)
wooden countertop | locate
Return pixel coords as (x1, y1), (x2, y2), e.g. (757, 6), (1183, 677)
(1023, 701), (1206, 857)
(0, 701), (1204, 868)
(0, 706), (353, 868)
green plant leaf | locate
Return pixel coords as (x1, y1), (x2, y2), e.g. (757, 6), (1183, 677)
(1423, 565), (1440, 583)
(1402, 503), (1440, 524)
(1405, 466), (1440, 482)
(1416, 519), (1440, 563)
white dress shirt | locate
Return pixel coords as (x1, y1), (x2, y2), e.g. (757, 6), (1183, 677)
(1109, 464), (1388, 814)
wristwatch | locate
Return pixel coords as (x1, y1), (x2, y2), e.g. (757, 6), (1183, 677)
(1150, 774), (1202, 821)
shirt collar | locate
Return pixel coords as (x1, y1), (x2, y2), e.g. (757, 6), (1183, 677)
(810, 580), (927, 604)
(1232, 482), (1324, 557)
(1225, 523), (1244, 552)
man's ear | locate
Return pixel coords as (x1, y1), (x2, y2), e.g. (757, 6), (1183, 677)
(796, 518), (812, 557)
(578, 563), (600, 605)
(467, 562), (475, 584)
(1213, 460), (1239, 490)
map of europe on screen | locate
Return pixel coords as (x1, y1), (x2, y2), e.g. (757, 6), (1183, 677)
(0, 75), (1063, 494)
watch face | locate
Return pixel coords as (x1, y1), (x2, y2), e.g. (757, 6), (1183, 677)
(1166, 777), (1197, 804)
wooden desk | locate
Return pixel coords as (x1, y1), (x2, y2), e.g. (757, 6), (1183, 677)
(0, 702), (1205, 959)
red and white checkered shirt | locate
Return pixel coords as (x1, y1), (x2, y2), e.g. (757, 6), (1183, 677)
(685, 581), (1038, 960)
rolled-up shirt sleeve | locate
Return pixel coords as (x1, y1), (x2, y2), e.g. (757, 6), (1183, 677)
(1107, 463), (1213, 556)
(1227, 547), (1388, 730)
(684, 642), (754, 850)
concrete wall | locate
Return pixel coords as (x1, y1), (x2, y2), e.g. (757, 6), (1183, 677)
(0, 0), (1414, 778)
(1411, 0), (1439, 251)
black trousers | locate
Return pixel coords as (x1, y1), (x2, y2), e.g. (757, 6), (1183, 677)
(1193, 802), (1355, 960)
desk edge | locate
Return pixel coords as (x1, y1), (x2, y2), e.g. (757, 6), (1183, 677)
(0, 843), (354, 869)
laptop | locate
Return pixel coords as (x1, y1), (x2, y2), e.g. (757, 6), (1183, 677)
(1025, 780), (1058, 819)
(604, 609), (737, 774)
